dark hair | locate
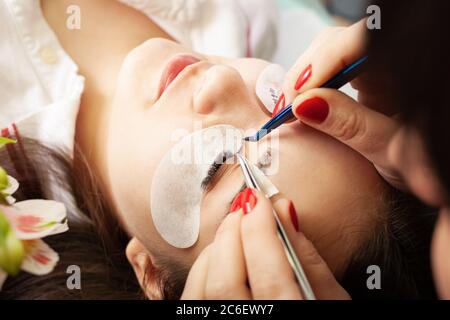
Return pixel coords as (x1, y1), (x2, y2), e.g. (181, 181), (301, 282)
(0, 136), (142, 299)
(341, 188), (437, 299)
(369, 0), (450, 200)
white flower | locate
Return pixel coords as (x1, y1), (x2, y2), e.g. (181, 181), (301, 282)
(0, 175), (68, 290)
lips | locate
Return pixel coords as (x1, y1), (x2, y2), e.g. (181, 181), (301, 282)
(158, 55), (200, 99)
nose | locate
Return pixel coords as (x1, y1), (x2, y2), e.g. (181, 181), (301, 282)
(193, 65), (245, 115)
(387, 128), (404, 172)
(193, 65), (266, 130)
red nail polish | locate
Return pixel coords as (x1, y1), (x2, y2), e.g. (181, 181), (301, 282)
(295, 64), (312, 91)
(294, 97), (329, 124)
(289, 201), (300, 232)
(241, 188), (258, 214)
(272, 93), (285, 117)
(230, 192), (244, 213)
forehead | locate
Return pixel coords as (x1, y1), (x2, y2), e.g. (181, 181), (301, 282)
(275, 122), (385, 209)
(272, 123), (386, 270)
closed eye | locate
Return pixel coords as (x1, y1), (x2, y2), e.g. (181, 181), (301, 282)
(201, 149), (272, 192)
(201, 151), (235, 192)
(202, 148), (273, 216)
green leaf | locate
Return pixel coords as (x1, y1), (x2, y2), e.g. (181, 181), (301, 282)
(0, 210), (8, 236)
(0, 193), (8, 206)
(0, 167), (8, 191)
(0, 137), (16, 149)
(0, 209), (25, 276)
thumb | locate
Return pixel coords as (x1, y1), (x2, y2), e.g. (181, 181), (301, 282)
(292, 88), (402, 188)
(294, 231), (351, 300)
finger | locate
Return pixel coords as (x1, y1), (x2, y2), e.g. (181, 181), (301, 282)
(294, 233), (351, 300)
(271, 197), (300, 237)
(181, 246), (210, 300)
(241, 190), (302, 300)
(300, 26), (347, 56)
(272, 199), (350, 300)
(292, 88), (403, 188)
(282, 20), (368, 104)
(205, 211), (252, 300)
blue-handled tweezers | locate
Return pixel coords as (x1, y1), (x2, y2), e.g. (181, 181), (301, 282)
(244, 56), (368, 142)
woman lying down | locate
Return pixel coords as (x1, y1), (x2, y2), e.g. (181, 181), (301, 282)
(0, 37), (437, 299)
(0, 1), (434, 299)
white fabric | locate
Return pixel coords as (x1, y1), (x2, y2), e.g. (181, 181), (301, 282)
(0, 0), (278, 154)
(273, 6), (331, 69)
(0, 0), (84, 155)
(120, 0), (278, 59)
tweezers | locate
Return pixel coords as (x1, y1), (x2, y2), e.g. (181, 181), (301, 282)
(244, 55), (368, 142)
(236, 153), (316, 300)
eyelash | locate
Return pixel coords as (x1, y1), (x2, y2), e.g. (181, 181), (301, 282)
(201, 148), (272, 192)
(201, 151), (234, 191)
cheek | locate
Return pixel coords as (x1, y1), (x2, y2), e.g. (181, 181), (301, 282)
(432, 212), (450, 299)
(388, 129), (446, 207)
(190, 168), (244, 264)
(196, 174), (241, 243)
(406, 167), (446, 208)
(117, 192), (197, 268)
(193, 199), (221, 259)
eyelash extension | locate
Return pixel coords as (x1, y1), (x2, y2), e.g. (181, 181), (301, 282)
(201, 151), (234, 191)
(258, 148), (272, 169)
(202, 148), (272, 194)
(224, 150), (271, 210)
(256, 148), (272, 173)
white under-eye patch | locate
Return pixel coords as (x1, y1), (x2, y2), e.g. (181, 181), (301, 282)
(150, 125), (243, 248)
(255, 64), (287, 114)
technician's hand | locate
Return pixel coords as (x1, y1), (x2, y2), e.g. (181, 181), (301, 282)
(181, 189), (350, 300)
(279, 20), (404, 190)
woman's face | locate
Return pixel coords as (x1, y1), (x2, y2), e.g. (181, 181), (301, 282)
(388, 128), (450, 298)
(105, 39), (387, 282)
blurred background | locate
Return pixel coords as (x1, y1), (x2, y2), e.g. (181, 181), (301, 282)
(274, 0), (370, 67)
(273, 0), (370, 95)
(324, 0), (370, 22)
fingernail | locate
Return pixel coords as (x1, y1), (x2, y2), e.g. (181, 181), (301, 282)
(272, 93), (286, 117)
(294, 97), (329, 124)
(295, 64), (312, 91)
(230, 192), (244, 213)
(241, 188), (258, 214)
(289, 201), (300, 232)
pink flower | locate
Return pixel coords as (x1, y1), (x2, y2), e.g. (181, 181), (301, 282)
(0, 175), (68, 290)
